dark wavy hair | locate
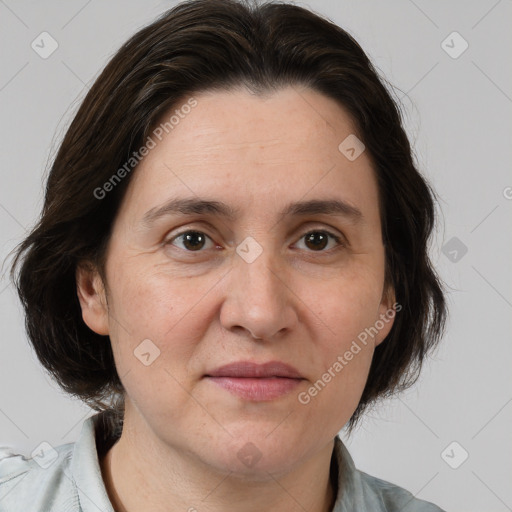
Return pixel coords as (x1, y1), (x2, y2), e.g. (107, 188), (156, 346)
(9, 0), (446, 435)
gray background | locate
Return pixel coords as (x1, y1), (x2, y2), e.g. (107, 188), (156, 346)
(0, 1), (511, 511)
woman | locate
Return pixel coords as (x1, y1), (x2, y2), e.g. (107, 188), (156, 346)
(1, 0), (447, 510)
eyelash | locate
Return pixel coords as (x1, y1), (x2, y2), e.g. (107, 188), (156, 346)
(165, 228), (344, 254)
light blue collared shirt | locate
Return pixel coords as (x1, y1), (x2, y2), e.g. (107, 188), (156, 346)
(0, 411), (445, 511)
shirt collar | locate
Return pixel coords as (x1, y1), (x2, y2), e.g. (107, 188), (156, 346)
(331, 435), (369, 511)
(70, 412), (116, 512)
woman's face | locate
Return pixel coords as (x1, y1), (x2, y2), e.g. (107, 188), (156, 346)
(79, 86), (395, 476)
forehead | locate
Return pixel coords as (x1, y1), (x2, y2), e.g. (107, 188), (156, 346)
(156, 86), (357, 165)
(120, 86), (380, 226)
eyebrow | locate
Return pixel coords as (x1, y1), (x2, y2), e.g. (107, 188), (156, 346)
(141, 197), (363, 227)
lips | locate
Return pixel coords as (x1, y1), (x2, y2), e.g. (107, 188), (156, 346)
(204, 361), (304, 401)
(205, 361), (303, 379)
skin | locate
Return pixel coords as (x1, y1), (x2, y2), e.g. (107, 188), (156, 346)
(76, 85), (395, 512)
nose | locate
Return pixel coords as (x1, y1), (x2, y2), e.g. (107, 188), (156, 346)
(219, 242), (298, 341)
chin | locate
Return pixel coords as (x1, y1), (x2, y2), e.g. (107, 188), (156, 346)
(199, 432), (305, 479)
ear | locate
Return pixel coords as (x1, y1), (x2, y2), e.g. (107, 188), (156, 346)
(374, 282), (398, 347)
(76, 262), (110, 336)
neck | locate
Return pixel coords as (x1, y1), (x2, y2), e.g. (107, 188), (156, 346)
(99, 411), (337, 512)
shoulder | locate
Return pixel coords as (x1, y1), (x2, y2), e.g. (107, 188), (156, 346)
(332, 437), (446, 512)
(0, 411), (117, 512)
(0, 442), (78, 511)
(357, 469), (446, 512)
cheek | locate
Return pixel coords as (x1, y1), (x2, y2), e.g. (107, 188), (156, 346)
(104, 265), (210, 426)
(296, 263), (384, 395)
(315, 297), (377, 396)
(297, 288), (378, 428)
(105, 262), (220, 388)
(303, 260), (385, 345)
(108, 258), (214, 337)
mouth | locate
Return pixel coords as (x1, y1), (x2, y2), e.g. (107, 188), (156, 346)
(204, 361), (305, 401)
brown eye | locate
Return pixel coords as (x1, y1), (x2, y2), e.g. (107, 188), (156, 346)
(168, 230), (213, 251)
(297, 230), (342, 252)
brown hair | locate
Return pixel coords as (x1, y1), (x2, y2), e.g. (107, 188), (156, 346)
(10, 0), (447, 434)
